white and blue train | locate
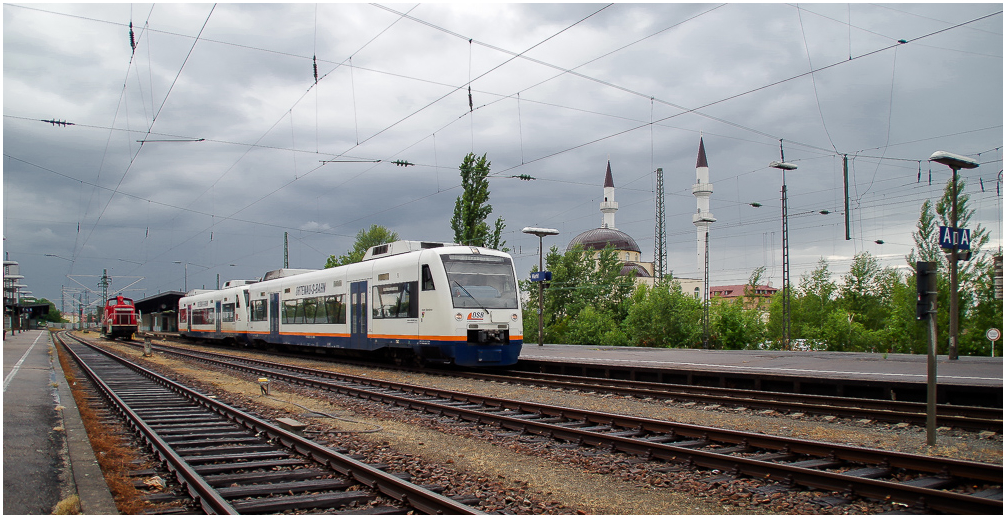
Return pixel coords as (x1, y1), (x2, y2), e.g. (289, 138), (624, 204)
(178, 241), (523, 367)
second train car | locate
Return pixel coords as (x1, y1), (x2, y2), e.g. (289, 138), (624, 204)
(178, 241), (523, 367)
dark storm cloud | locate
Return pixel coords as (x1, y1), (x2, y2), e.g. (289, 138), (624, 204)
(3, 3), (1002, 307)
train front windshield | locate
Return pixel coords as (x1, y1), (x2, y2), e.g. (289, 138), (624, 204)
(442, 254), (518, 309)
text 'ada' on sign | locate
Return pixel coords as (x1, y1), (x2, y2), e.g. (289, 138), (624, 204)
(938, 226), (971, 250)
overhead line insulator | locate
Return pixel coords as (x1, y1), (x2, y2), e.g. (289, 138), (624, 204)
(129, 21), (136, 54)
(41, 119), (74, 127)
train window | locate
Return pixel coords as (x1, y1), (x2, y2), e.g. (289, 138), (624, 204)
(323, 295), (347, 324)
(276, 295), (348, 324)
(222, 303), (235, 322)
(372, 282), (418, 319)
(421, 264), (435, 291)
(191, 308), (215, 325)
(250, 300), (267, 321)
(441, 255), (518, 309)
(302, 298), (319, 323)
(282, 299), (307, 324)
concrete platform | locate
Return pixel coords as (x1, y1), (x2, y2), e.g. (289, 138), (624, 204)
(519, 344), (1003, 388)
(3, 329), (117, 514)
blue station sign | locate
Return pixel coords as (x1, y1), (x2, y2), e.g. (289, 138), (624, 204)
(530, 271), (552, 282)
(939, 226), (971, 250)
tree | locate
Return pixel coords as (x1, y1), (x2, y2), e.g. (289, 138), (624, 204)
(794, 258), (837, 340)
(325, 225), (398, 268)
(35, 298), (63, 323)
(623, 282), (703, 348)
(520, 244), (635, 345)
(451, 153), (506, 250)
(709, 297), (765, 349)
(906, 176), (993, 355)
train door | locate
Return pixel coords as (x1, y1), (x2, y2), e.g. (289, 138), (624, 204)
(215, 301), (222, 333)
(268, 293), (280, 339)
(350, 280), (368, 349)
(186, 304), (192, 333)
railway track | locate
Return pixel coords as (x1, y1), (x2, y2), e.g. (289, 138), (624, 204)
(459, 368), (1003, 432)
(153, 335), (1001, 432)
(56, 332), (480, 515)
(133, 340), (1003, 514)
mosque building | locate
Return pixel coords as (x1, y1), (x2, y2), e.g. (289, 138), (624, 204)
(566, 148), (708, 296)
(566, 160), (657, 286)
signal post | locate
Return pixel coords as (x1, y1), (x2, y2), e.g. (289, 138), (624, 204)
(916, 261), (938, 446)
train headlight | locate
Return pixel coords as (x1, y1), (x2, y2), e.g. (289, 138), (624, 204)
(511, 313), (518, 322)
(455, 312), (463, 321)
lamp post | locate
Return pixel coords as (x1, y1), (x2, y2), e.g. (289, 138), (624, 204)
(173, 261), (188, 292)
(522, 227), (559, 347)
(929, 150), (979, 360)
(769, 157), (797, 351)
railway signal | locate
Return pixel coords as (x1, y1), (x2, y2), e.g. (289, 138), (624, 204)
(915, 261), (937, 321)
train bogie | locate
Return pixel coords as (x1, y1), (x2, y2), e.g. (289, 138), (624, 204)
(179, 242), (523, 367)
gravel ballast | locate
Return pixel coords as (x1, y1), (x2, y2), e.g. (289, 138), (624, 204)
(99, 339), (1002, 514)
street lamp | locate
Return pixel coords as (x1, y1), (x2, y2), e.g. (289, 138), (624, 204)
(769, 158), (797, 351)
(929, 150), (979, 360)
(522, 227), (559, 347)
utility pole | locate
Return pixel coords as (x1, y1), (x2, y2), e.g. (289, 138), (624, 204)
(654, 167), (666, 282)
(770, 142), (797, 351)
(843, 155), (851, 241)
(284, 232), (289, 269)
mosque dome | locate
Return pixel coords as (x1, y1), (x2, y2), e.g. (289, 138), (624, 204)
(567, 227), (641, 254)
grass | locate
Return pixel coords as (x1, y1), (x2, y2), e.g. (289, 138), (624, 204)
(56, 342), (155, 515)
(52, 494), (80, 514)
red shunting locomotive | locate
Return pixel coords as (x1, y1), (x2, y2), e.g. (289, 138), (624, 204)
(102, 295), (137, 339)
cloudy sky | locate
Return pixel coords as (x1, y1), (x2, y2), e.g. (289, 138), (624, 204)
(3, 2), (1003, 311)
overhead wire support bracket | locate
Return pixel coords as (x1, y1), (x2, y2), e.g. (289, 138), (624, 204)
(319, 159), (382, 164)
(136, 138), (205, 143)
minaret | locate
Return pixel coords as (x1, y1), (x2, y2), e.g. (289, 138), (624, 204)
(600, 160), (618, 229)
(692, 137), (715, 270)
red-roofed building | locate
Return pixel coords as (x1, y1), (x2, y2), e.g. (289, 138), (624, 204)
(709, 284), (778, 308)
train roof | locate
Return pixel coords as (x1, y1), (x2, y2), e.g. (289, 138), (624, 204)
(261, 268), (318, 281)
(222, 279), (259, 288)
(361, 240), (458, 261)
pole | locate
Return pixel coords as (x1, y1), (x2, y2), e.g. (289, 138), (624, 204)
(926, 304), (938, 446)
(781, 169), (791, 351)
(843, 155), (851, 241)
(537, 235), (544, 347)
(949, 167), (959, 360)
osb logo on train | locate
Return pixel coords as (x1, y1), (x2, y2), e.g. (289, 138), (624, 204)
(467, 311), (486, 321)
